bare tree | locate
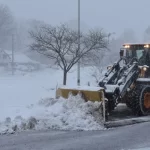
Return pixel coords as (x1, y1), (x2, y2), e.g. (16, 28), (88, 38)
(29, 24), (108, 85)
(0, 4), (14, 49)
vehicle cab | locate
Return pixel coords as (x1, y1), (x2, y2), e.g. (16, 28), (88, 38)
(120, 43), (150, 77)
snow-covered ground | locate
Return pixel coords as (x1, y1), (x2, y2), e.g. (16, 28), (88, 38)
(0, 55), (105, 134)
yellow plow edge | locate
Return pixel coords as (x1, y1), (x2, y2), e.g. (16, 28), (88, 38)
(56, 86), (104, 102)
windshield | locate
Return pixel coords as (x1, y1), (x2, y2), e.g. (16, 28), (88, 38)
(126, 49), (145, 60)
(136, 49), (144, 60)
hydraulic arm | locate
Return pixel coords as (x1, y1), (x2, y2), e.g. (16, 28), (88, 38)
(99, 57), (140, 108)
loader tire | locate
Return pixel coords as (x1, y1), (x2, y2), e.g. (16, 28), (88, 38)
(139, 86), (150, 115)
(130, 85), (150, 116)
(125, 91), (134, 109)
(124, 89), (135, 109)
(126, 101), (132, 109)
(129, 85), (143, 116)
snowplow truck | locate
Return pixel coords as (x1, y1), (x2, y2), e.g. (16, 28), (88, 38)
(56, 43), (150, 120)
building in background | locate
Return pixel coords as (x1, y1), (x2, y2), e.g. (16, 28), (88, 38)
(0, 49), (11, 66)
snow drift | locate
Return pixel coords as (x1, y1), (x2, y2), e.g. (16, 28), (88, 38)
(0, 94), (104, 134)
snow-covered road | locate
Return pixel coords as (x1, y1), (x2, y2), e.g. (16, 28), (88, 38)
(0, 122), (150, 150)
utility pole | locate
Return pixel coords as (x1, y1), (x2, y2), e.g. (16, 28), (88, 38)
(12, 34), (14, 75)
(77, 0), (81, 86)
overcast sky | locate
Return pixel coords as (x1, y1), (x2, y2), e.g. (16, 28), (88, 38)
(0, 0), (149, 38)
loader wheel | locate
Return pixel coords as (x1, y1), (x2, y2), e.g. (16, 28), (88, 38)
(130, 85), (150, 116)
(125, 91), (135, 109)
(128, 85), (143, 116)
(126, 100), (132, 109)
(139, 86), (150, 115)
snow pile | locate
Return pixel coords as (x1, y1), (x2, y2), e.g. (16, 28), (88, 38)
(36, 95), (104, 131)
(0, 116), (37, 135)
(0, 95), (104, 134)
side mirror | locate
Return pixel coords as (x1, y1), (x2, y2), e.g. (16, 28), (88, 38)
(120, 49), (124, 57)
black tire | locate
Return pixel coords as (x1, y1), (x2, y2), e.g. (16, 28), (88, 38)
(125, 91), (135, 109)
(126, 100), (132, 109)
(132, 85), (143, 116)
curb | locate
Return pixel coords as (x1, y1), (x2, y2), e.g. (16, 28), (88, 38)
(104, 116), (150, 128)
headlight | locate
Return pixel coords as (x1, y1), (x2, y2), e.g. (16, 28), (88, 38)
(124, 45), (130, 48)
(143, 67), (147, 71)
(144, 44), (149, 48)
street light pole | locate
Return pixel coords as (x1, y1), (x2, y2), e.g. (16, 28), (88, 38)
(12, 34), (14, 75)
(77, 0), (80, 86)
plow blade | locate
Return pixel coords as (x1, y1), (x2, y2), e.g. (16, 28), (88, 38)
(56, 86), (104, 102)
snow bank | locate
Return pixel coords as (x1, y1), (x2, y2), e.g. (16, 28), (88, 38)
(0, 65), (104, 134)
(0, 95), (104, 134)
